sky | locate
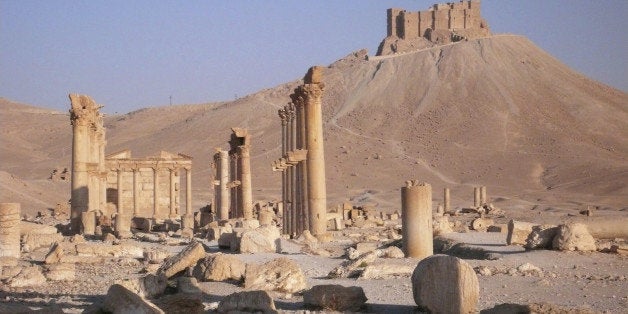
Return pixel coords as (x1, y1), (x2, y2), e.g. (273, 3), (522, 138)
(1, 0), (626, 114)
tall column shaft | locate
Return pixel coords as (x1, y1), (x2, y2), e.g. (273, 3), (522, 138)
(304, 83), (327, 236)
(480, 186), (487, 205)
(401, 181), (433, 259)
(219, 150), (230, 220)
(474, 187), (481, 208)
(169, 168), (177, 218)
(0, 203), (21, 258)
(116, 169), (123, 215)
(186, 168), (192, 215)
(297, 102), (309, 233)
(133, 168), (139, 216)
(71, 123), (89, 232)
(239, 146), (253, 219)
(444, 187), (451, 213)
(153, 167), (159, 217)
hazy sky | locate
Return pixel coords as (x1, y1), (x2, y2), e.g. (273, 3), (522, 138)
(1, 1), (626, 114)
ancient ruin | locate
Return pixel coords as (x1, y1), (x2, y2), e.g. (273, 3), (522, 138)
(69, 94), (193, 236)
(273, 66), (327, 238)
(401, 181), (433, 259)
(0, 203), (21, 258)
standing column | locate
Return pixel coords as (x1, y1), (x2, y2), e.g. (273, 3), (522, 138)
(302, 66), (327, 236)
(473, 187), (481, 208)
(278, 109), (288, 234)
(443, 187), (451, 213)
(401, 181), (433, 259)
(0, 203), (21, 258)
(288, 105), (297, 237)
(480, 186), (487, 206)
(133, 167), (139, 217)
(181, 167), (193, 236)
(116, 169), (123, 215)
(219, 150), (230, 220)
(293, 95), (310, 233)
(153, 167), (159, 217)
(115, 169), (132, 238)
(169, 168), (177, 218)
(239, 145), (253, 220)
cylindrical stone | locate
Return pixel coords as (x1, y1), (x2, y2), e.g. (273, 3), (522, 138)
(443, 187), (450, 213)
(115, 213), (132, 238)
(259, 210), (274, 226)
(219, 150), (230, 221)
(473, 187), (481, 208)
(81, 210), (96, 235)
(480, 186), (487, 205)
(239, 146), (253, 220)
(0, 203), (21, 258)
(401, 182), (433, 259)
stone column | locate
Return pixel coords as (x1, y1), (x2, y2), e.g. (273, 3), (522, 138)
(278, 109), (288, 234)
(153, 167), (159, 217)
(133, 167), (139, 217)
(219, 150), (230, 220)
(0, 203), (21, 258)
(169, 168), (177, 218)
(473, 187), (481, 208)
(81, 210), (96, 235)
(302, 66), (327, 236)
(401, 181), (433, 259)
(480, 186), (487, 206)
(443, 187), (451, 213)
(70, 106), (90, 233)
(116, 169), (123, 215)
(239, 145), (253, 220)
(296, 99), (310, 233)
(181, 167), (194, 236)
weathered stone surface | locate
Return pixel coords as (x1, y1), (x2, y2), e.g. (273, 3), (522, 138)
(525, 224), (558, 249)
(143, 248), (171, 264)
(116, 273), (168, 299)
(7, 266), (47, 287)
(176, 277), (204, 294)
(158, 241), (205, 278)
(75, 242), (143, 258)
(553, 223), (597, 252)
(471, 217), (494, 232)
(347, 242), (378, 260)
(102, 284), (164, 314)
(244, 257), (307, 293)
(379, 246), (405, 259)
(411, 254), (479, 313)
(507, 220), (536, 245)
(21, 231), (64, 253)
(193, 253), (245, 282)
(239, 225), (280, 253)
(303, 284), (367, 311)
(44, 242), (64, 264)
(44, 263), (75, 281)
(433, 215), (453, 235)
(153, 293), (204, 314)
(217, 290), (277, 314)
(360, 263), (414, 279)
(329, 251), (378, 278)
(0, 203), (21, 258)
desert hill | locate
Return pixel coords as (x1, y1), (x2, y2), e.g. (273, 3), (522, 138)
(1, 35), (627, 218)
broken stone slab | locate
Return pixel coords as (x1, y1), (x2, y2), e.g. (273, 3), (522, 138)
(143, 248), (171, 264)
(471, 217), (494, 232)
(525, 224), (558, 249)
(75, 242), (144, 258)
(44, 242), (64, 264)
(433, 215), (453, 235)
(507, 220), (537, 245)
(44, 263), (75, 281)
(359, 263), (414, 279)
(116, 273), (167, 299)
(244, 257), (307, 294)
(176, 277), (205, 294)
(217, 290), (277, 314)
(303, 284), (367, 312)
(581, 218), (628, 239)
(7, 265), (47, 288)
(21, 231), (64, 253)
(487, 224), (508, 233)
(153, 293), (204, 314)
(346, 242), (379, 259)
(328, 251), (379, 278)
(239, 225), (280, 253)
(192, 252), (245, 282)
(157, 241), (206, 278)
(102, 284), (164, 314)
(412, 254), (479, 314)
(552, 223), (597, 252)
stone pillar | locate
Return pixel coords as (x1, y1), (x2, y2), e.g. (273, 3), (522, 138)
(294, 97), (309, 233)
(473, 187), (481, 208)
(443, 187), (451, 213)
(81, 210), (96, 235)
(116, 169), (123, 215)
(219, 150), (230, 221)
(401, 181), (433, 259)
(302, 66), (327, 236)
(0, 203), (21, 258)
(133, 168), (139, 217)
(169, 168), (177, 218)
(279, 109), (288, 235)
(480, 186), (487, 205)
(239, 145), (253, 220)
(185, 167), (192, 216)
(153, 167), (159, 217)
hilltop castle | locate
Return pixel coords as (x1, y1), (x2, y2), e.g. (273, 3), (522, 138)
(377, 1), (490, 55)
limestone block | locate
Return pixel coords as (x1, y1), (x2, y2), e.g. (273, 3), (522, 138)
(0, 203), (21, 258)
(525, 225), (558, 249)
(44, 242), (64, 264)
(152, 293), (204, 314)
(44, 263), (75, 281)
(552, 223), (597, 252)
(0, 256), (18, 267)
(360, 263), (414, 279)
(158, 241), (206, 278)
(244, 257), (307, 293)
(237, 219), (260, 229)
(328, 251), (379, 278)
(471, 217), (494, 231)
(217, 231), (240, 251)
(116, 273), (167, 299)
(507, 220), (537, 245)
(81, 210), (96, 235)
(7, 266), (47, 288)
(22, 232), (64, 253)
(378, 246), (405, 258)
(411, 254), (479, 313)
(193, 253), (245, 282)
(75, 242), (143, 258)
(239, 225), (280, 254)
(217, 290), (277, 314)
(433, 216), (453, 235)
(176, 277), (204, 294)
(102, 284), (164, 314)
(258, 210), (275, 226)
(303, 285), (367, 312)
(143, 248), (171, 264)
(487, 224), (508, 233)
(0, 265), (22, 281)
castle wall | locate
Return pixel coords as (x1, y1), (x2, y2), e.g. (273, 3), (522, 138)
(387, 8), (404, 37)
(402, 11), (419, 39)
(418, 11), (431, 36)
(450, 9), (465, 29)
(433, 9), (449, 30)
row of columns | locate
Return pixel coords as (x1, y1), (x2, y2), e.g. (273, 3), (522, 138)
(273, 66), (327, 237)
